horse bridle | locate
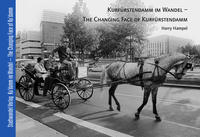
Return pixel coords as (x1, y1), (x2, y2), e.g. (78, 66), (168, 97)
(173, 59), (192, 76)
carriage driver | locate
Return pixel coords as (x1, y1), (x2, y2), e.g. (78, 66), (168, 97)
(51, 43), (76, 80)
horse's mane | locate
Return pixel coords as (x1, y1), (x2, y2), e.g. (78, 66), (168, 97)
(144, 53), (186, 65)
(155, 53), (186, 62)
(104, 53), (186, 69)
(155, 54), (169, 62)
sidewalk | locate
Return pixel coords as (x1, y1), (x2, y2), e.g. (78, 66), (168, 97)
(16, 111), (68, 137)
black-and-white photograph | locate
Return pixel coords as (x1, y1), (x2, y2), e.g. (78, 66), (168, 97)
(16, 0), (200, 137)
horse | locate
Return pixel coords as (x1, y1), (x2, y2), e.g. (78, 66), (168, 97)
(100, 53), (192, 121)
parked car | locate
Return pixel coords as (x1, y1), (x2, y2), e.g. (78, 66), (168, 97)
(16, 59), (36, 83)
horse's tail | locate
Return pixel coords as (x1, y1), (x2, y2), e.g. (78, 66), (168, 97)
(100, 68), (108, 92)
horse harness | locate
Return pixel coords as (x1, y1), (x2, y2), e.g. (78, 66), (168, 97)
(136, 59), (165, 89)
(115, 60), (152, 88)
(138, 59), (145, 89)
(148, 59), (192, 80)
(105, 58), (191, 89)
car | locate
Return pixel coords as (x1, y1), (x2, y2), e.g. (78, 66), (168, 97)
(16, 59), (37, 83)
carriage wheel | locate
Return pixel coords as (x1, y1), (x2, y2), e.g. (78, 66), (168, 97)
(76, 78), (93, 100)
(18, 75), (34, 101)
(51, 83), (71, 109)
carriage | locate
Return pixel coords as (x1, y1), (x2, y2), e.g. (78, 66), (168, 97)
(18, 52), (193, 122)
(18, 61), (94, 110)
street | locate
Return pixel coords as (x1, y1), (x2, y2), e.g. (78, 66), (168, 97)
(16, 84), (200, 137)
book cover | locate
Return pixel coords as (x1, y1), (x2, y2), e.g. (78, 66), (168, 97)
(1, 0), (200, 136)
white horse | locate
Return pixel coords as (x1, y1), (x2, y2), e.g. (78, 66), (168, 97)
(100, 53), (192, 121)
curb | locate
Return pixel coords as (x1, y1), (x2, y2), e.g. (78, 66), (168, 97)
(162, 83), (200, 89)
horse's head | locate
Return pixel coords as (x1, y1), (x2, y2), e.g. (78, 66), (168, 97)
(173, 57), (192, 79)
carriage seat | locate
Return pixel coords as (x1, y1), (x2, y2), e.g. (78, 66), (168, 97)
(24, 63), (37, 80)
(59, 61), (78, 82)
(24, 63), (45, 87)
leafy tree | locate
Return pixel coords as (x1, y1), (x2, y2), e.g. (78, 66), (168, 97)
(97, 0), (154, 58)
(180, 44), (200, 57)
(97, 25), (117, 57)
(61, 0), (95, 60)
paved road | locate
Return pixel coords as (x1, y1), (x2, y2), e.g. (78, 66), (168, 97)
(16, 85), (200, 137)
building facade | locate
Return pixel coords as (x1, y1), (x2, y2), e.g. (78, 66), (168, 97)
(143, 35), (193, 57)
(16, 10), (66, 59)
(40, 10), (65, 56)
(20, 31), (41, 59)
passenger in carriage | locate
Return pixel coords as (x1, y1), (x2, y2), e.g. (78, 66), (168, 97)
(34, 57), (48, 79)
(34, 57), (49, 96)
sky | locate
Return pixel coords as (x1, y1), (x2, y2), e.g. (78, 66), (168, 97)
(16, 0), (200, 44)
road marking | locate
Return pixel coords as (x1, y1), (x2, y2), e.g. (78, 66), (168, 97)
(116, 93), (200, 109)
(16, 96), (200, 132)
(16, 97), (42, 108)
(54, 112), (134, 137)
(16, 96), (134, 137)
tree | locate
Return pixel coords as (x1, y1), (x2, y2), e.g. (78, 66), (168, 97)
(96, 24), (119, 57)
(180, 44), (200, 57)
(97, 0), (154, 58)
(61, 0), (95, 60)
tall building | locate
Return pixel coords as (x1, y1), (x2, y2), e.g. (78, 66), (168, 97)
(143, 35), (193, 57)
(40, 10), (65, 55)
(20, 31), (41, 59)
